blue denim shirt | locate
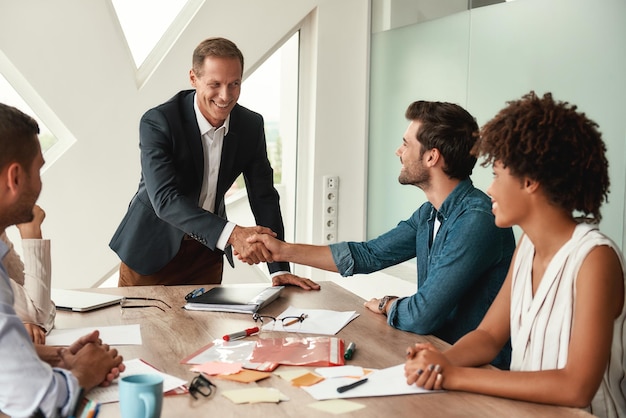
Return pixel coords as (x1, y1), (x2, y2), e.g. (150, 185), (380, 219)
(330, 179), (515, 369)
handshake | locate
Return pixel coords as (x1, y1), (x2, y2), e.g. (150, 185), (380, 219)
(228, 225), (323, 291)
(229, 225), (287, 265)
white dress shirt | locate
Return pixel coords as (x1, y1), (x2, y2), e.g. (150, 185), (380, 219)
(193, 95), (235, 250)
(0, 239), (79, 417)
(192, 95), (287, 278)
(1, 231), (55, 332)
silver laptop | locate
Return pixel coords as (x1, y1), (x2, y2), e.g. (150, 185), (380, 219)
(52, 288), (123, 312)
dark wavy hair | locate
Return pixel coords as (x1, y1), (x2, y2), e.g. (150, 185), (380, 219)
(473, 91), (609, 223)
(405, 100), (479, 180)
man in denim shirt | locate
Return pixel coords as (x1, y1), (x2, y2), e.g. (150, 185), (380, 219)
(245, 101), (515, 369)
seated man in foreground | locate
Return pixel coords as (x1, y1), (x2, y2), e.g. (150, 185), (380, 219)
(0, 103), (124, 417)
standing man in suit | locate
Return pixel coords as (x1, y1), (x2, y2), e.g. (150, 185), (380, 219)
(110, 37), (319, 290)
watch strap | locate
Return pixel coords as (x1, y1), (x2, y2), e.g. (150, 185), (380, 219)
(378, 295), (397, 316)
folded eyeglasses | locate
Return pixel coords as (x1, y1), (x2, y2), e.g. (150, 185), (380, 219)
(189, 373), (216, 399)
(252, 312), (308, 328)
(120, 297), (172, 312)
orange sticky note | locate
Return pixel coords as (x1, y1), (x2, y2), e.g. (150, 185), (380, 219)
(291, 372), (324, 387)
(216, 369), (272, 383)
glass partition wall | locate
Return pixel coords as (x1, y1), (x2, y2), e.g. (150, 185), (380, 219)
(367, 0), (626, 249)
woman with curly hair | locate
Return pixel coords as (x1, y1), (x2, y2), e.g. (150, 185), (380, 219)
(403, 92), (625, 417)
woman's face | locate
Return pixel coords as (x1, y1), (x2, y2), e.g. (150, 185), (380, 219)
(486, 161), (527, 228)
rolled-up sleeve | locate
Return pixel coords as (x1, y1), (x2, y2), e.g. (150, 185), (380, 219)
(329, 218), (419, 277)
(329, 242), (356, 276)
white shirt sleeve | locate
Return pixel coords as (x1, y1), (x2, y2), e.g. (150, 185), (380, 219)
(0, 255), (77, 417)
(6, 237), (55, 332)
(216, 221), (236, 251)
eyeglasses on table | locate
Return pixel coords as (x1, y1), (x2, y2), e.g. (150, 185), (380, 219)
(189, 373), (216, 399)
(120, 296), (172, 312)
(252, 312), (308, 331)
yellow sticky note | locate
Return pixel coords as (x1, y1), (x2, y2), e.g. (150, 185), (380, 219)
(273, 367), (311, 381)
(222, 387), (285, 404)
(308, 399), (366, 414)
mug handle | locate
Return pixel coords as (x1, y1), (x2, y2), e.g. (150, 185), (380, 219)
(139, 392), (155, 418)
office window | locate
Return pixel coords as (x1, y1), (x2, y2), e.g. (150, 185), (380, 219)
(111, 0), (188, 68)
(229, 32), (299, 198)
(111, 0), (205, 87)
(0, 73), (59, 154)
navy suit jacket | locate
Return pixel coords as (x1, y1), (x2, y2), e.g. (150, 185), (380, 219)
(110, 90), (290, 276)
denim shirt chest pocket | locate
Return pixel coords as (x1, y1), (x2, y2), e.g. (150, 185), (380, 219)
(430, 225), (448, 257)
(415, 211), (442, 287)
(418, 209), (456, 287)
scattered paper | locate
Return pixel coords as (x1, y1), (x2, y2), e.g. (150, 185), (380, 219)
(46, 324), (142, 346)
(222, 388), (289, 404)
(308, 399), (366, 414)
(315, 366), (365, 379)
(86, 358), (187, 403)
(302, 364), (438, 400)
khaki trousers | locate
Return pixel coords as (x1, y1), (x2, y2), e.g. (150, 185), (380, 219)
(118, 238), (224, 286)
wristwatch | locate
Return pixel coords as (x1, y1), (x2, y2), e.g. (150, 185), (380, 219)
(378, 295), (397, 316)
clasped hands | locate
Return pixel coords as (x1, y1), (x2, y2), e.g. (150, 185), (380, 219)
(404, 342), (449, 391)
(37, 330), (125, 391)
(229, 225), (282, 265)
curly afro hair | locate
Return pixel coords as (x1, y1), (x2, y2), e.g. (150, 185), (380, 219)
(473, 91), (609, 223)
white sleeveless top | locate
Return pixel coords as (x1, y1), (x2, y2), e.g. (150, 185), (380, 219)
(510, 223), (626, 417)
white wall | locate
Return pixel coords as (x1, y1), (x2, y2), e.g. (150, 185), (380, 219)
(0, 0), (371, 288)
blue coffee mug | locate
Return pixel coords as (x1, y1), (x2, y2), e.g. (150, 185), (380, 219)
(119, 374), (163, 418)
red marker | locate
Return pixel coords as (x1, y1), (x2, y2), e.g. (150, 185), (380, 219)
(223, 327), (259, 341)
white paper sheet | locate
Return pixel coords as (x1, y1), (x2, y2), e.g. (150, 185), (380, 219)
(302, 364), (439, 400)
(314, 366), (365, 379)
(46, 324), (142, 346)
(262, 305), (359, 335)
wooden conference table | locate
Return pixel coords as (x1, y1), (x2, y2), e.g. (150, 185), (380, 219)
(54, 282), (592, 418)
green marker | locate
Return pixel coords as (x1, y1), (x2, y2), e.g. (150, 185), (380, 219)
(344, 342), (356, 360)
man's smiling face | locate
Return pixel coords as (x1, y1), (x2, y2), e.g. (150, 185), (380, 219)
(190, 56), (242, 127)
